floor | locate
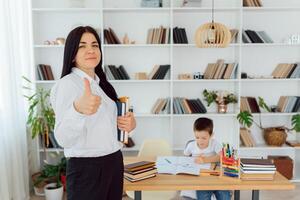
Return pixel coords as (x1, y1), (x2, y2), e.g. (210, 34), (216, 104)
(31, 183), (300, 200)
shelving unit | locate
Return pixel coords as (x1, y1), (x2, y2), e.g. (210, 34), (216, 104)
(31, 0), (300, 181)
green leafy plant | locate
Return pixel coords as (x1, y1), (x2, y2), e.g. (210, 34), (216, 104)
(22, 76), (55, 146)
(237, 111), (300, 133)
(203, 89), (238, 106)
(34, 157), (67, 189)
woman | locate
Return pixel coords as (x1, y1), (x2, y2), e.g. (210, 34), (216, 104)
(50, 26), (136, 200)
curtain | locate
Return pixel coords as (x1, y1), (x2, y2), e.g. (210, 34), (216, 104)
(0, 0), (33, 199)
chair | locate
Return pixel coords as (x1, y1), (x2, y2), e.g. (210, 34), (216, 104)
(126, 139), (177, 200)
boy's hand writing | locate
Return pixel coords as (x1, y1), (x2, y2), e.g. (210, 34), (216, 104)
(194, 154), (205, 164)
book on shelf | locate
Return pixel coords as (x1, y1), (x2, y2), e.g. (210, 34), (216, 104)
(173, 27), (188, 44)
(276, 96), (300, 113)
(173, 97), (207, 114)
(104, 27), (121, 44)
(243, 0), (263, 7)
(37, 64), (54, 80)
(148, 64), (170, 80)
(271, 63), (300, 79)
(240, 128), (256, 147)
(147, 26), (170, 44)
(240, 96), (260, 113)
(242, 30), (273, 43)
(156, 156), (212, 176)
(104, 65), (130, 80)
(116, 96), (131, 144)
(124, 160), (157, 182)
(203, 59), (238, 79)
(230, 29), (239, 43)
(141, 0), (162, 8)
(151, 97), (170, 114)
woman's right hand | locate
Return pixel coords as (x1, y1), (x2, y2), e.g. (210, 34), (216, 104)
(74, 78), (101, 115)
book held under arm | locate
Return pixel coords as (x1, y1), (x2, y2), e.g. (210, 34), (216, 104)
(116, 96), (130, 144)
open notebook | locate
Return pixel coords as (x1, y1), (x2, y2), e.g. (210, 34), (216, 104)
(156, 156), (211, 176)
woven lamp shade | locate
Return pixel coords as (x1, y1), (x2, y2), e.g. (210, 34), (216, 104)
(195, 22), (231, 48)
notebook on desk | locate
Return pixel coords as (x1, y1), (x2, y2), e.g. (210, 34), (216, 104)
(156, 156), (212, 176)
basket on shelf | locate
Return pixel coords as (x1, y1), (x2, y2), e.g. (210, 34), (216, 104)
(263, 127), (287, 146)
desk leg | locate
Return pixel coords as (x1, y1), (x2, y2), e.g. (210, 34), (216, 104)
(234, 190), (240, 200)
(134, 191), (142, 200)
(252, 190), (259, 200)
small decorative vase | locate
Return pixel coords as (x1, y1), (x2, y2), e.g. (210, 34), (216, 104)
(217, 102), (227, 113)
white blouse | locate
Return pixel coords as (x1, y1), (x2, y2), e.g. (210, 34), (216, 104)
(50, 67), (122, 157)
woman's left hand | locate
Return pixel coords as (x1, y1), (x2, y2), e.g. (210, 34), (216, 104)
(117, 112), (136, 133)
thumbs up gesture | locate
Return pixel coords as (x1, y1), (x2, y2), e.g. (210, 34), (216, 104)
(74, 78), (101, 115)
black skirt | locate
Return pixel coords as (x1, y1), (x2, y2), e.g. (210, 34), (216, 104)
(66, 150), (124, 200)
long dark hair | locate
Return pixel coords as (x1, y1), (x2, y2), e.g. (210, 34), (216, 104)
(61, 26), (118, 102)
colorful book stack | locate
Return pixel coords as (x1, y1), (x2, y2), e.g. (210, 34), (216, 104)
(220, 143), (240, 178)
(124, 161), (157, 182)
(116, 96), (131, 144)
(240, 158), (276, 180)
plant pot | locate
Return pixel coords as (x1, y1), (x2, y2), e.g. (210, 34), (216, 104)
(217, 103), (227, 113)
(33, 186), (45, 196)
(44, 183), (63, 200)
(60, 174), (66, 191)
(263, 127), (287, 146)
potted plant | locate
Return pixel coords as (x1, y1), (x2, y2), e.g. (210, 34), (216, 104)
(203, 89), (238, 113)
(34, 157), (66, 200)
(237, 97), (300, 146)
(22, 76), (55, 148)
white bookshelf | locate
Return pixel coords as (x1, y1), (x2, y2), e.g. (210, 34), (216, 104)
(32, 0), (300, 181)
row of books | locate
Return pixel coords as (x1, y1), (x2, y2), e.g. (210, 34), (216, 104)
(104, 65), (130, 80)
(271, 63), (300, 79)
(173, 97), (207, 114)
(203, 59), (238, 79)
(240, 128), (256, 147)
(173, 27), (188, 44)
(243, 0), (263, 7)
(151, 98), (170, 114)
(124, 161), (157, 182)
(146, 26), (170, 44)
(37, 64), (55, 80)
(148, 64), (171, 79)
(240, 96), (260, 113)
(104, 27), (121, 44)
(242, 30), (273, 43)
(277, 96), (300, 113)
(240, 158), (276, 181)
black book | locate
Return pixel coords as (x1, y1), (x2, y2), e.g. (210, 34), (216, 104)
(156, 65), (170, 79)
(116, 67), (126, 80)
(286, 64), (298, 78)
(152, 65), (163, 79)
(108, 65), (122, 79)
(292, 97), (300, 112)
(181, 28), (188, 44)
(196, 98), (207, 113)
(173, 27), (179, 43)
(245, 30), (264, 43)
(119, 65), (130, 80)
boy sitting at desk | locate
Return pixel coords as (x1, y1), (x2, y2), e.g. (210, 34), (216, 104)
(181, 117), (230, 200)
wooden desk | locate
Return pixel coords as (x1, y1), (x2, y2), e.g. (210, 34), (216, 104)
(124, 157), (295, 200)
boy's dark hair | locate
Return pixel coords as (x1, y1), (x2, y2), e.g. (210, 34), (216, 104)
(193, 117), (213, 135)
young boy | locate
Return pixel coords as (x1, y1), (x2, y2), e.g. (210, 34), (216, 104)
(181, 117), (230, 200)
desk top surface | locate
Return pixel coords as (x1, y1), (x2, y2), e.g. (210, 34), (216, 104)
(123, 156), (295, 191)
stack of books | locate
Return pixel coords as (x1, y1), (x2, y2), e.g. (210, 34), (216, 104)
(173, 97), (207, 114)
(203, 59), (238, 79)
(146, 26), (170, 44)
(124, 161), (157, 182)
(240, 158), (276, 180)
(104, 65), (130, 80)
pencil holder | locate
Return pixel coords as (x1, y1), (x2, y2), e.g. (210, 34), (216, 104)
(220, 144), (240, 179)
